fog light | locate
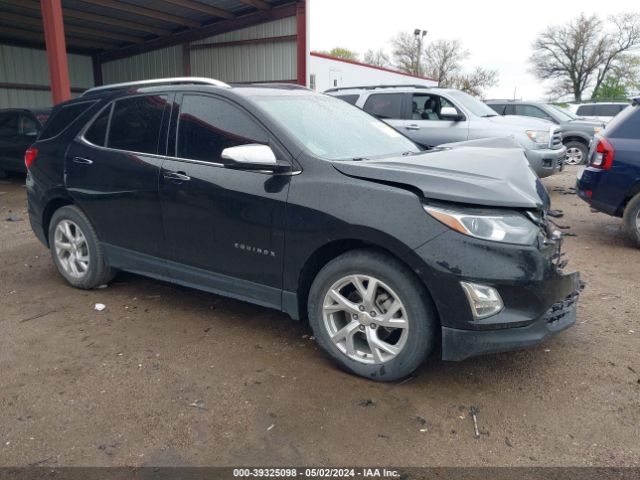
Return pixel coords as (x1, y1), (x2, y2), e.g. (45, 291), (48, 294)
(460, 282), (504, 320)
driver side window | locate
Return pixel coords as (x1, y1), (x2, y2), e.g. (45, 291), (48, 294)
(19, 115), (39, 136)
(411, 94), (456, 121)
(176, 94), (269, 164)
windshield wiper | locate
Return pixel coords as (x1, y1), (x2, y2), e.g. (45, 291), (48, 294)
(480, 114), (498, 118)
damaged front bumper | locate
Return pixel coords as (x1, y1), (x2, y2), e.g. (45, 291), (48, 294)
(441, 282), (581, 361)
(409, 221), (583, 362)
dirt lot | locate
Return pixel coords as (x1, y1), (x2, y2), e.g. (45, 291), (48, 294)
(0, 167), (638, 468)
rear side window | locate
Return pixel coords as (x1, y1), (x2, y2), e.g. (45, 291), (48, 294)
(363, 93), (404, 119)
(176, 94), (268, 163)
(84, 105), (112, 147)
(107, 95), (168, 155)
(593, 104), (627, 117)
(336, 94), (359, 105)
(19, 115), (38, 135)
(605, 105), (638, 140)
(39, 101), (96, 140)
(576, 105), (594, 116)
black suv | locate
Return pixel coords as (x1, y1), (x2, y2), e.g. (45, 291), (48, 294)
(26, 78), (581, 381)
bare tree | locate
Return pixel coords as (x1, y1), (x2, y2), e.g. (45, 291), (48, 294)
(391, 32), (421, 74)
(390, 32), (498, 96)
(530, 13), (640, 101)
(450, 67), (499, 98)
(363, 48), (391, 67)
(423, 39), (468, 86)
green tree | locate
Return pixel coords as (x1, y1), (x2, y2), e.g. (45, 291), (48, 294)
(592, 54), (640, 100)
(318, 47), (359, 61)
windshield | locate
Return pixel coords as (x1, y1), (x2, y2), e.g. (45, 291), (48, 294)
(251, 94), (420, 160)
(547, 104), (577, 121)
(447, 90), (498, 117)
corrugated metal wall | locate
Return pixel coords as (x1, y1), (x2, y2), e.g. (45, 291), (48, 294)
(100, 17), (296, 85)
(0, 14), (298, 107)
(0, 44), (94, 108)
(190, 17), (297, 82)
(101, 45), (183, 84)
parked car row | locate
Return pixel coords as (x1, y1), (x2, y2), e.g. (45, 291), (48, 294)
(24, 78), (581, 381)
(327, 85), (566, 178)
(486, 100), (605, 165)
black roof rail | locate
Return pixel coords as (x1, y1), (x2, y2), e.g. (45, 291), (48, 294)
(82, 77), (231, 97)
(325, 84), (434, 93)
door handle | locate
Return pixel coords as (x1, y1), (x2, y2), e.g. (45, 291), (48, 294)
(73, 157), (93, 165)
(163, 171), (191, 182)
(405, 124), (421, 131)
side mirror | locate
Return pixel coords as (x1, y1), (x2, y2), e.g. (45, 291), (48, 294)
(440, 106), (464, 122)
(221, 144), (291, 173)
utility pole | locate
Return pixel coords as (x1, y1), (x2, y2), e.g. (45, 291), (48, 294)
(414, 29), (427, 76)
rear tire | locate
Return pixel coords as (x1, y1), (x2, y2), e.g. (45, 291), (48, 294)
(48, 205), (115, 289)
(564, 141), (588, 165)
(307, 249), (437, 381)
(623, 194), (640, 248)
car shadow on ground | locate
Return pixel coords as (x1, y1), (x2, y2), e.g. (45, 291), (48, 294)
(101, 270), (565, 389)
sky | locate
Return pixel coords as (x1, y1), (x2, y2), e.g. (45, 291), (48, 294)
(309, 0), (638, 100)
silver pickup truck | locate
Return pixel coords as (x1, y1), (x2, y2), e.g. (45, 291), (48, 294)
(327, 85), (566, 178)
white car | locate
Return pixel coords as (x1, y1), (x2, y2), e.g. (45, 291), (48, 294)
(567, 102), (629, 123)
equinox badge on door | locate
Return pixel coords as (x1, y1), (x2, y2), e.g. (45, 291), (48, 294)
(234, 243), (276, 257)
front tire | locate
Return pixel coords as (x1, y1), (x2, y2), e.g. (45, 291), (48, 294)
(308, 249), (437, 381)
(623, 194), (640, 248)
(564, 141), (588, 165)
(48, 205), (115, 289)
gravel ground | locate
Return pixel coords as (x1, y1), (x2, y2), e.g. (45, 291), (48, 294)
(0, 167), (638, 467)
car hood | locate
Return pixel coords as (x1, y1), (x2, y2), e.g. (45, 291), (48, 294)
(332, 137), (548, 209)
(484, 114), (553, 129)
(565, 118), (605, 128)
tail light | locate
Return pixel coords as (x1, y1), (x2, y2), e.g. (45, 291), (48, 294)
(590, 137), (615, 170)
(24, 147), (38, 169)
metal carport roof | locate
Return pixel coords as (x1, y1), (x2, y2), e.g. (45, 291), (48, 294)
(0, 0), (299, 59)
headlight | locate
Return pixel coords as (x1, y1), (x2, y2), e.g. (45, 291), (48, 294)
(525, 129), (550, 144)
(424, 205), (539, 245)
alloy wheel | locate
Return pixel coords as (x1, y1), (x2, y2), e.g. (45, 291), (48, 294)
(54, 219), (90, 278)
(565, 147), (584, 165)
(322, 275), (409, 365)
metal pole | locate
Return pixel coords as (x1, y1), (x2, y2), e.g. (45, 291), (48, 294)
(41, 0), (71, 104)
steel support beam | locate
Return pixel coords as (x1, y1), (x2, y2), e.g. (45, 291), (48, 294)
(40, 0), (71, 104)
(296, 0), (307, 86)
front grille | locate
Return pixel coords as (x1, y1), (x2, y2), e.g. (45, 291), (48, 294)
(549, 127), (563, 150)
